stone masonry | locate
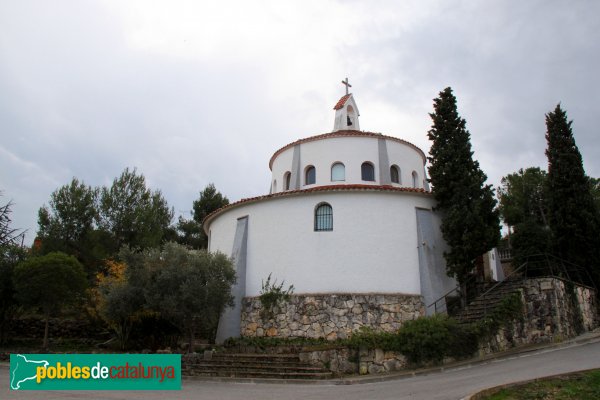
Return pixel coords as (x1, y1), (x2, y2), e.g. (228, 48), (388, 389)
(481, 278), (597, 354)
(241, 293), (424, 340)
(236, 279), (596, 376)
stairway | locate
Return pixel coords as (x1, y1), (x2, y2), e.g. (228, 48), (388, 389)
(456, 279), (524, 324)
(182, 352), (334, 380)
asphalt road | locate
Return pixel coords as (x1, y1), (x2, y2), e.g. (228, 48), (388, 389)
(4, 339), (600, 400)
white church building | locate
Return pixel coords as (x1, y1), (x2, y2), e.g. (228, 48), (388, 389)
(205, 84), (457, 342)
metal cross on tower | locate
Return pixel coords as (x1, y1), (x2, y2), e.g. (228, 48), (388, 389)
(341, 77), (352, 95)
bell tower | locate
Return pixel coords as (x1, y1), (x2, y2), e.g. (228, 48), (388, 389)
(333, 78), (360, 132)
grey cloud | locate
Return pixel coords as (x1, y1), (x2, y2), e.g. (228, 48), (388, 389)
(2, 0), (599, 244)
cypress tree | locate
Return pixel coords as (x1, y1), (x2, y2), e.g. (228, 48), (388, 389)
(427, 87), (501, 285)
(545, 104), (600, 286)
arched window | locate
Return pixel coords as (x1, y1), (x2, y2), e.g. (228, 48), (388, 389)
(314, 203), (333, 231)
(331, 162), (345, 181)
(273, 179), (277, 193)
(361, 162), (375, 181)
(390, 165), (400, 184)
(284, 171), (291, 190)
(412, 171), (419, 188)
(305, 166), (316, 185)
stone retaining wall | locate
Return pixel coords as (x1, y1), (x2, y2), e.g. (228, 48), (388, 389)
(357, 348), (407, 374)
(298, 347), (358, 375)
(297, 347), (407, 376)
(480, 278), (596, 354)
(241, 293), (424, 340)
(236, 279), (596, 376)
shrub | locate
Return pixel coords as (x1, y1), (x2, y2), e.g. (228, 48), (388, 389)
(346, 327), (399, 351)
(259, 273), (294, 319)
(396, 314), (477, 365)
(128, 314), (181, 351)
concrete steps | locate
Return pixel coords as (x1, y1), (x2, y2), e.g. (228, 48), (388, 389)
(182, 353), (334, 380)
(457, 279), (524, 324)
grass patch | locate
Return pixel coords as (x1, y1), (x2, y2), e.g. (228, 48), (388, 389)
(483, 369), (600, 400)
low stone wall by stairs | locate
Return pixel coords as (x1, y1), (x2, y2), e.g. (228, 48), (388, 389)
(182, 352), (333, 379)
(460, 277), (597, 354)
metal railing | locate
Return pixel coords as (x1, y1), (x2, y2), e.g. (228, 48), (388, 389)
(427, 261), (526, 315)
(427, 253), (596, 316)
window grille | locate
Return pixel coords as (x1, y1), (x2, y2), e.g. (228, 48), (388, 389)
(314, 203), (333, 231)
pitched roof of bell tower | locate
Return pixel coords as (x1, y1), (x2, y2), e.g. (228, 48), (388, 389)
(334, 94), (352, 110)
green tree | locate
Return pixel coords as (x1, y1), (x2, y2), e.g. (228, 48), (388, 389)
(99, 168), (174, 251)
(1, 194), (22, 247)
(36, 178), (107, 276)
(510, 220), (551, 269)
(590, 177), (600, 211)
(96, 260), (145, 350)
(427, 87), (501, 286)
(175, 216), (203, 249)
(497, 168), (551, 268)
(545, 104), (600, 286)
(193, 183), (230, 223)
(0, 244), (27, 344)
(37, 178), (98, 248)
(178, 184), (229, 249)
(0, 195), (27, 343)
(37, 170), (175, 268)
(123, 242), (235, 350)
(498, 167), (548, 228)
(13, 252), (87, 349)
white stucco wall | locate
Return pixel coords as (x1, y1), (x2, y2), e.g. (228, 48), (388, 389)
(333, 95), (360, 131)
(270, 135), (427, 191)
(207, 190), (441, 297)
(385, 139), (428, 188)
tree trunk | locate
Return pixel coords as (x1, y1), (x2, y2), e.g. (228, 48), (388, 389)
(116, 318), (132, 350)
(43, 311), (50, 350)
(460, 281), (468, 309)
(0, 310), (5, 345)
(188, 323), (195, 354)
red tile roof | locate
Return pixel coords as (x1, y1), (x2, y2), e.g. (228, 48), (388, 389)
(269, 130), (427, 169)
(202, 184), (431, 231)
(333, 94), (352, 110)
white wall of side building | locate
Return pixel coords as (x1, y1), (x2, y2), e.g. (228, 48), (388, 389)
(207, 190), (448, 297)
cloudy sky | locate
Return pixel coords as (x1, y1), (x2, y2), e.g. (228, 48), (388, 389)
(2, 0), (599, 244)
